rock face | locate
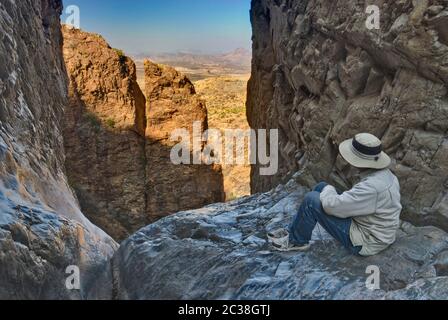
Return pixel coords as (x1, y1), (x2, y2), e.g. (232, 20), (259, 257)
(111, 0), (448, 300)
(144, 60), (225, 221)
(0, 0), (116, 299)
(113, 177), (448, 300)
(62, 29), (224, 240)
(247, 0), (448, 230)
(4, 0), (448, 301)
(62, 26), (147, 241)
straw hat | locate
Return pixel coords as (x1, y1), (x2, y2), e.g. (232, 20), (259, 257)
(339, 133), (391, 169)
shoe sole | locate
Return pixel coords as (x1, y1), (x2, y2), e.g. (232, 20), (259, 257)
(267, 229), (290, 247)
(267, 235), (289, 247)
(270, 243), (311, 252)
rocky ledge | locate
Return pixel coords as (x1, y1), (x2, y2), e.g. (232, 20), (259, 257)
(112, 176), (448, 300)
(0, 202), (116, 299)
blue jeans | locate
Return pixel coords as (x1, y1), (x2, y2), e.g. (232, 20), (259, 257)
(288, 182), (362, 255)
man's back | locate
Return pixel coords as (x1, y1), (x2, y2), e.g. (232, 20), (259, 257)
(350, 169), (402, 256)
(280, 133), (402, 256)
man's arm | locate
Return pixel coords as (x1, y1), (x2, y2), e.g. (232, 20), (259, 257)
(319, 182), (377, 218)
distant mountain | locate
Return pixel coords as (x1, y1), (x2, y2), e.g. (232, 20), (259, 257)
(131, 48), (252, 75)
(219, 48), (251, 66)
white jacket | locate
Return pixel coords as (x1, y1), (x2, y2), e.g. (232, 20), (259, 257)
(320, 169), (402, 256)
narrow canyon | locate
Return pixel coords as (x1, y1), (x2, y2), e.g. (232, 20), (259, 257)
(62, 26), (224, 240)
(1, 0), (448, 300)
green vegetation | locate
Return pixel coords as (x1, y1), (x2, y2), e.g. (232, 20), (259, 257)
(114, 48), (124, 58)
(106, 118), (116, 129)
(114, 48), (126, 64)
(209, 104), (246, 119)
(83, 112), (101, 132)
(114, 48), (129, 75)
(226, 192), (239, 202)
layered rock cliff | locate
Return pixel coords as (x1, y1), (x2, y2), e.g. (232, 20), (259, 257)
(144, 60), (225, 220)
(111, 0), (448, 300)
(62, 28), (224, 240)
(247, 0), (448, 230)
(62, 26), (148, 240)
(0, 0), (116, 299)
(3, 0), (448, 301)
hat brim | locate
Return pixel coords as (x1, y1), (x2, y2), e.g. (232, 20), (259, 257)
(339, 139), (391, 170)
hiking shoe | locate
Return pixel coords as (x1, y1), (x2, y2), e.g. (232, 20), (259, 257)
(271, 241), (311, 252)
(267, 228), (289, 246)
(267, 228), (311, 252)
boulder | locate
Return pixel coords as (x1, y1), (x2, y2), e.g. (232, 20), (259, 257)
(112, 178), (448, 300)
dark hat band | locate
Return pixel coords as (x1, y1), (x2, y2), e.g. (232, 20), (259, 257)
(352, 138), (382, 157)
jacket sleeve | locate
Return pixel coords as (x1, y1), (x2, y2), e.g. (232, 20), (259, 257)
(319, 182), (378, 218)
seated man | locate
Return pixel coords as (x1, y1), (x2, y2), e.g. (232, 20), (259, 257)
(270, 133), (402, 257)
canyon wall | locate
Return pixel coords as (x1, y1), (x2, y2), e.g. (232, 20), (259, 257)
(112, 1), (448, 295)
(62, 26), (148, 241)
(4, 0), (448, 300)
(144, 60), (225, 220)
(62, 28), (224, 240)
(247, 0), (448, 230)
(0, 0), (116, 299)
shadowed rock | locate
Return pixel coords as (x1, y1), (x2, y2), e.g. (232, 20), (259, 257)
(247, 0), (448, 231)
(62, 29), (225, 240)
(144, 60), (225, 221)
(0, 0), (116, 299)
(112, 177), (448, 300)
(62, 26), (148, 240)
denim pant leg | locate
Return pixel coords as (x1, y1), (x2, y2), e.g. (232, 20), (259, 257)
(313, 181), (344, 195)
(313, 182), (329, 193)
(289, 191), (326, 245)
(287, 182), (329, 244)
(289, 191), (362, 255)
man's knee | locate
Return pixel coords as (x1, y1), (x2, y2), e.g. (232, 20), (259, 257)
(313, 182), (328, 193)
(304, 191), (322, 209)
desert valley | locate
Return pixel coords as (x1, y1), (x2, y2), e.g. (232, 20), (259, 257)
(133, 50), (252, 201)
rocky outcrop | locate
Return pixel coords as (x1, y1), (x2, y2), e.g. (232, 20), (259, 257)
(62, 26), (147, 241)
(112, 177), (448, 299)
(0, 0), (116, 299)
(247, 0), (448, 230)
(62, 29), (224, 240)
(5, 0), (448, 301)
(144, 60), (225, 221)
(110, 0), (448, 300)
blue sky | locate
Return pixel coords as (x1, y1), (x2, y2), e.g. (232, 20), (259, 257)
(61, 0), (252, 55)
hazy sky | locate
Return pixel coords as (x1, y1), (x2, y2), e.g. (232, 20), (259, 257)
(61, 0), (252, 55)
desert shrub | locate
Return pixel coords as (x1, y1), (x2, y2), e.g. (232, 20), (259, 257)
(83, 112), (101, 132)
(114, 48), (126, 63)
(106, 118), (116, 129)
(226, 192), (239, 202)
